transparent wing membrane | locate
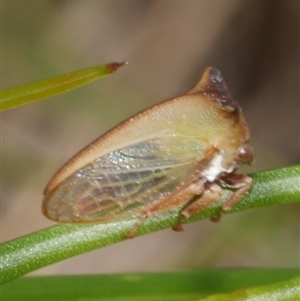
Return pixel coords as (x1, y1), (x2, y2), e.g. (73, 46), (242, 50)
(43, 135), (210, 222)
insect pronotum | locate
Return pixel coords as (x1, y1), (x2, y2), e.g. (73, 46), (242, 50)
(43, 67), (253, 238)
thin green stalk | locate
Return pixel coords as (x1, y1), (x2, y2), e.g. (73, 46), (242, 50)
(2, 270), (299, 301)
(1, 166), (299, 284)
(196, 276), (300, 301)
(0, 62), (125, 111)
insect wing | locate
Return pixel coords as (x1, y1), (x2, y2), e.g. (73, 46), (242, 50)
(43, 133), (210, 223)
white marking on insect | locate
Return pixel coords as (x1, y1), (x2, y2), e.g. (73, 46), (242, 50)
(200, 152), (234, 182)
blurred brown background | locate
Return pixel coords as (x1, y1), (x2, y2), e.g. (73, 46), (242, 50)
(2, 0), (299, 275)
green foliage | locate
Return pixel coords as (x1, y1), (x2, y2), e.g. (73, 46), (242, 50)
(0, 62), (125, 111)
(2, 270), (299, 301)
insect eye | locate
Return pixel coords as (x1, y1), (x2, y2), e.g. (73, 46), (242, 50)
(236, 144), (253, 164)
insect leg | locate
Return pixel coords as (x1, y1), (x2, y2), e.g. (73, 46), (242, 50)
(172, 182), (222, 230)
(126, 212), (150, 239)
(217, 173), (253, 212)
(127, 181), (205, 238)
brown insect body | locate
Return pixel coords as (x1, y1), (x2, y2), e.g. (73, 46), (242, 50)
(43, 67), (253, 237)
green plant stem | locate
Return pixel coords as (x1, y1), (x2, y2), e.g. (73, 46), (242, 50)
(0, 62), (125, 111)
(195, 275), (300, 301)
(2, 270), (299, 301)
(1, 166), (299, 285)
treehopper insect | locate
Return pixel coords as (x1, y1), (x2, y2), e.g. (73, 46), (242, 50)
(42, 67), (253, 238)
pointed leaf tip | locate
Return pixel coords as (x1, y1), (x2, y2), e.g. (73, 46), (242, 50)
(1, 62), (128, 111)
(107, 61), (128, 73)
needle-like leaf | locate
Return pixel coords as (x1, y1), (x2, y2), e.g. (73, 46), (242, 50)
(0, 62), (125, 111)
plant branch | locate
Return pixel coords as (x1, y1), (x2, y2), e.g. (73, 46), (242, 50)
(2, 269), (299, 300)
